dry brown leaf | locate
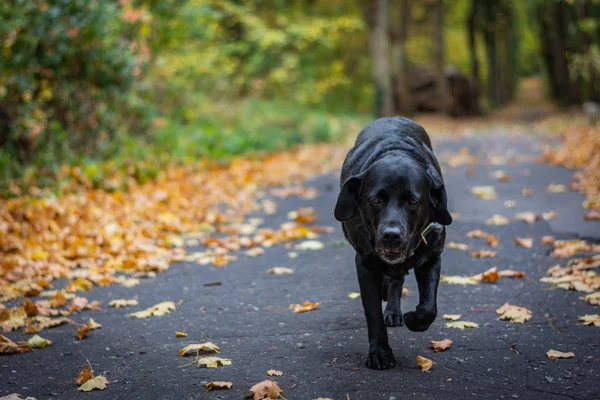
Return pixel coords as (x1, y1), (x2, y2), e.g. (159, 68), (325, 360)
(109, 299), (138, 308)
(244, 380), (284, 400)
(552, 240), (600, 258)
(266, 267), (294, 275)
(78, 376), (109, 392)
(542, 210), (558, 221)
(546, 350), (575, 359)
(466, 229), (488, 238)
(546, 183), (567, 193)
(486, 215), (510, 225)
(245, 247), (265, 257)
(498, 269), (526, 279)
(87, 318), (102, 330)
(446, 321), (479, 329)
(492, 170), (510, 182)
(267, 369), (283, 376)
(0, 306), (27, 332)
(431, 339), (453, 352)
(542, 236), (556, 245)
(441, 276), (478, 285)
(496, 303), (532, 323)
(197, 356), (232, 368)
(471, 250), (497, 258)
(487, 234), (500, 247)
(578, 314), (600, 326)
(515, 237), (533, 248)
(442, 314), (462, 321)
(515, 212), (539, 224)
(203, 381), (232, 391)
(584, 210), (600, 220)
(77, 324), (90, 340)
(129, 301), (175, 318)
(75, 364), (93, 385)
(24, 316), (71, 334)
(582, 292), (600, 305)
(522, 188), (534, 197)
(178, 342), (220, 356)
(416, 355), (434, 372)
(289, 300), (320, 313)
(447, 242), (469, 251)
(472, 267), (500, 283)
(471, 186), (497, 200)
(49, 291), (67, 308)
(0, 334), (31, 354)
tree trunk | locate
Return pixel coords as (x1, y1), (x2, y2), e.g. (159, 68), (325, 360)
(391, 0), (412, 114)
(467, 0), (479, 89)
(365, 0), (393, 117)
(435, 0), (448, 114)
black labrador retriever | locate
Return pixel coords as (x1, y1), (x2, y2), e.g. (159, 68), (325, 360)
(334, 117), (452, 370)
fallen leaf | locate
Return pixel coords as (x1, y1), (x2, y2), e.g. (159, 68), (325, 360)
(582, 292), (600, 306)
(491, 170), (510, 182)
(87, 318), (102, 330)
(347, 292), (361, 299)
(471, 250), (497, 258)
(515, 212), (539, 224)
(487, 234), (500, 247)
(0, 394), (38, 400)
(245, 247), (265, 257)
(546, 350), (575, 359)
(442, 314), (462, 321)
(291, 207), (317, 224)
(287, 252), (298, 259)
(471, 186), (497, 200)
(515, 237), (533, 248)
(486, 215), (510, 225)
(109, 299), (139, 308)
(129, 301), (176, 318)
(504, 200), (516, 208)
(498, 269), (526, 279)
(584, 210), (600, 220)
(441, 276), (478, 285)
(203, 381), (232, 391)
(244, 380), (284, 400)
(0, 306), (27, 332)
(75, 364), (93, 386)
(24, 316), (71, 334)
(289, 301), (320, 313)
(542, 210), (558, 221)
(178, 342), (220, 356)
(175, 331), (187, 337)
(0, 334), (31, 354)
(431, 339), (453, 352)
(496, 303), (532, 323)
(27, 334), (51, 348)
(466, 229), (488, 238)
(472, 267), (500, 283)
(416, 355), (434, 371)
(578, 314), (600, 326)
(546, 183), (567, 193)
(49, 291), (67, 308)
(542, 236), (555, 245)
(77, 325), (90, 340)
(522, 188), (534, 197)
(446, 321), (479, 329)
(197, 356), (232, 368)
(266, 267), (294, 275)
(296, 240), (324, 251)
(447, 242), (469, 251)
(267, 369), (283, 376)
(552, 240), (600, 258)
(78, 376), (109, 392)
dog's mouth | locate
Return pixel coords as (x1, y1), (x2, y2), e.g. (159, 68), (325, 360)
(378, 247), (408, 264)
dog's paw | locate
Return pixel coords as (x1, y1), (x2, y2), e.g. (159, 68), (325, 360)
(403, 310), (436, 332)
(384, 310), (404, 327)
(365, 347), (397, 370)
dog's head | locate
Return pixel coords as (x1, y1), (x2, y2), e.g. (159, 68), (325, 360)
(335, 154), (451, 264)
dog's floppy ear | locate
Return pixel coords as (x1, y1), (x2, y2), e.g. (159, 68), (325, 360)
(334, 175), (363, 221)
(425, 166), (452, 226)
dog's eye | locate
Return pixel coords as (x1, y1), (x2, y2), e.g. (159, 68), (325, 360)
(409, 198), (419, 206)
(371, 197), (381, 205)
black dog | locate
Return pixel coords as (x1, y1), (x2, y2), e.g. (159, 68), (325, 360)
(334, 117), (452, 370)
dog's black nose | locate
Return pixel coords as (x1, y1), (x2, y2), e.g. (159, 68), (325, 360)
(381, 227), (402, 245)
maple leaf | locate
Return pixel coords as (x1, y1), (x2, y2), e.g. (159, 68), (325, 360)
(0, 334), (31, 354)
(441, 276), (478, 285)
(244, 380), (284, 400)
(546, 350), (575, 359)
(109, 299), (139, 308)
(416, 356), (434, 371)
(78, 376), (109, 392)
(197, 356), (232, 368)
(203, 381), (233, 391)
(431, 339), (453, 352)
(442, 314), (462, 321)
(289, 300), (320, 313)
(295, 240), (324, 250)
(472, 267), (500, 283)
(27, 334), (51, 348)
(347, 292), (361, 299)
(267, 369), (283, 376)
(175, 331), (187, 337)
(496, 303), (532, 323)
(471, 186), (496, 199)
(266, 267), (294, 275)
(76, 363), (93, 385)
(178, 342), (220, 356)
(446, 321), (479, 329)
(578, 314), (600, 326)
(515, 237), (533, 248)
(486, 215), (510, 225)
(447, 242), (469, 251)
(129, 301), (176, 318)
(471, 250), (497, 258)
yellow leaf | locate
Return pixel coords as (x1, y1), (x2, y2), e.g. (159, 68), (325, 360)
(203, 381), (232, 391)
(197, 356), (232, 368)
(416, 355), (434, 372)
(347, 292), (361, 299)
(0, 306), (27, 332)
(546, 183), (567, 193)
(496, 303), (532, 323)
(431, 339), (453, 352)
(109, 299), (139, 308)
(289, 300), (320, 313)
(578, 314), (600, 326)
(440, 275), (478, 285)
(447, 242), (469, 251)
(175, 331), (187, 337)
(24, 316), (71, 334)
(485, 215), (510, 225)
(87, 318), (102, 330)
(178, 342), (220, 356)
(471, 186), (497, 200)
(515, 212), (539, 224)
(442, 314), (462, 321)
(446, 321), (479, 329)
(129, 301), (175, 318)
(266, 267), (294, 275)
(27, 334), (51, 348)
(546, 349), (575, 359)
(244, 380), (284, 400)
(296, 240), (324, 250)
(78, 375), (109, 391)
(471, 250), (497, 258)
(267, 369), (283, 376)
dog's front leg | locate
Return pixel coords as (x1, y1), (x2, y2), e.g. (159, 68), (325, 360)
(404, 255), (441, 332)
(356, 254), (396, 369)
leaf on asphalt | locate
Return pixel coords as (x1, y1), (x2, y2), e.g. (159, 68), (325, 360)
(49, 291), (68, 308)
(24, 316), (71, 334)
(295, 240), (324, 251)
(0, 394), (38, 400)
(584, 210), (600, 220)
(178, 342), (220, 356)
(78, 376), (109, 392)
(472, 267), (500, 283)
(0, 306), (27, 332)
(440, 275), (478, 285)
(443, 314), (462, 321)
(245, 247), (265, 257)
(551, 239), (600, 258)
(582, 292), (600, 306)
(288, 207), (317, 224)
(446, 321), (479, 329)
(496, 303), (532, 323)
(416, 356), (434, 372)
(471, 186), (496, 200)
(289, 301), (320, 313)
(203, 381), (232, 391)
(466, 229), (488, 238)
(0, 334), (31, 354)
(287, 252), (299, 259)
(515, 212), (539, 224)
(447, 242), (469, 251)
(175, 331), (187, 337)
(542, 210), (558, 221)
(266, 267), (294, 275)
(129, 301), (176, 318)
(491, 170), (510, 182)
(515, 237), (533, 248)
(522, 188), (534, 197)
(197, 356), (232, 368)
(498, 269), (526, 279)
(431, 339), (453, 352)
(542, 236), (556, 245)
(267, 369), (283, 376)
(486, 215), (510, 225)
(109, 299), (139, 308)
(487, 234), (500, 247)
(87, 318), (102, 330)
(504, 200), (516, 208)
(244, 380), (284, 400)
(471, 250), (497, 258)
(347, 292), (361, 299)
(77, 324), (90, 340)
(578, 314), (600, 326)
(546, 183), (567, 193)
(65, 277), (93, 292)
(27, 334), (51, 349)
(546, 350), (575, 359)
(76, 364), (94, 386)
